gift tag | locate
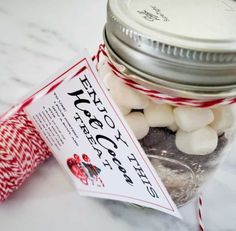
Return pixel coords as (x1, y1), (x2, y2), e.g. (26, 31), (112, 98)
(25, 50), (181, 218)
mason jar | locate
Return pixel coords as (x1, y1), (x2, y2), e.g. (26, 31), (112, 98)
(97, 0), (236, 206)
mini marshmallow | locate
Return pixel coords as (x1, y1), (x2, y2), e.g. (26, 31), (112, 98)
(103, 72), (115, 90)
(174, 107), (214, 132)
(175, 126), (218, 155)
(98, 61), (111, 80)
(101, 69), (150, 109)
(116, 103), (131, 116)
(125, 112), (149, 140)
(112, 61), (126, 72)
(144, 102), (175, 127)
(210, 106), (234, 134)
(103, 74), (133, 112)
(167, 122), (179, 132)
(108, 79), (149, 109)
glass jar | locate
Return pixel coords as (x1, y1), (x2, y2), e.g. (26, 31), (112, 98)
(97, 0), (236, 206)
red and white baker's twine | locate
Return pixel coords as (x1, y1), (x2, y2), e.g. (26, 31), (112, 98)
(95, 44), (236, 108)
(198, 193), (205, 231)
(0, 111), (52, 201)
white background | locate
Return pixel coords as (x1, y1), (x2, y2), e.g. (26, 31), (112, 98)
(0, 1), (236, 230)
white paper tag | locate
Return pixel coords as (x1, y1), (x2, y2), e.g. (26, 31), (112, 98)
(25, 50), (181, 218)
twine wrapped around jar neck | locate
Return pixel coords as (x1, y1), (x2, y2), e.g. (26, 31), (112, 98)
(95, 44), (236, 108)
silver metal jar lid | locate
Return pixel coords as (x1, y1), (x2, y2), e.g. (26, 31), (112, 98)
(105, 0), (236, 95)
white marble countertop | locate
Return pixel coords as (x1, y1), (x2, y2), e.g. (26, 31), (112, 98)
(0, 1), (236, 230)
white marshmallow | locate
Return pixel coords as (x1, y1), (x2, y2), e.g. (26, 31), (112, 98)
(108, 78), (149, 109)
(101, 66), (149, 109)
(167, 122), (179, 132)
(174, 107), (214, 132)
(113, 61), (126, 72)
(210, 106), (234, 134)
(144, 102), (175, 127)
(116, 103), (131, 116)
(175, 126), (218, 155)
(125, 112), (149, 140)
(98, 61), (111, 80)
(103, 74), (132, 115)
(103, 72), (115, 90)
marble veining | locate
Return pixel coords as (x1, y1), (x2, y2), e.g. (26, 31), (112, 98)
(0, 1), (235, 231)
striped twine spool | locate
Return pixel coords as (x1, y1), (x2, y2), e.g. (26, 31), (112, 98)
(0, 51), (90, 200)
(0, 110), (52, 201)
